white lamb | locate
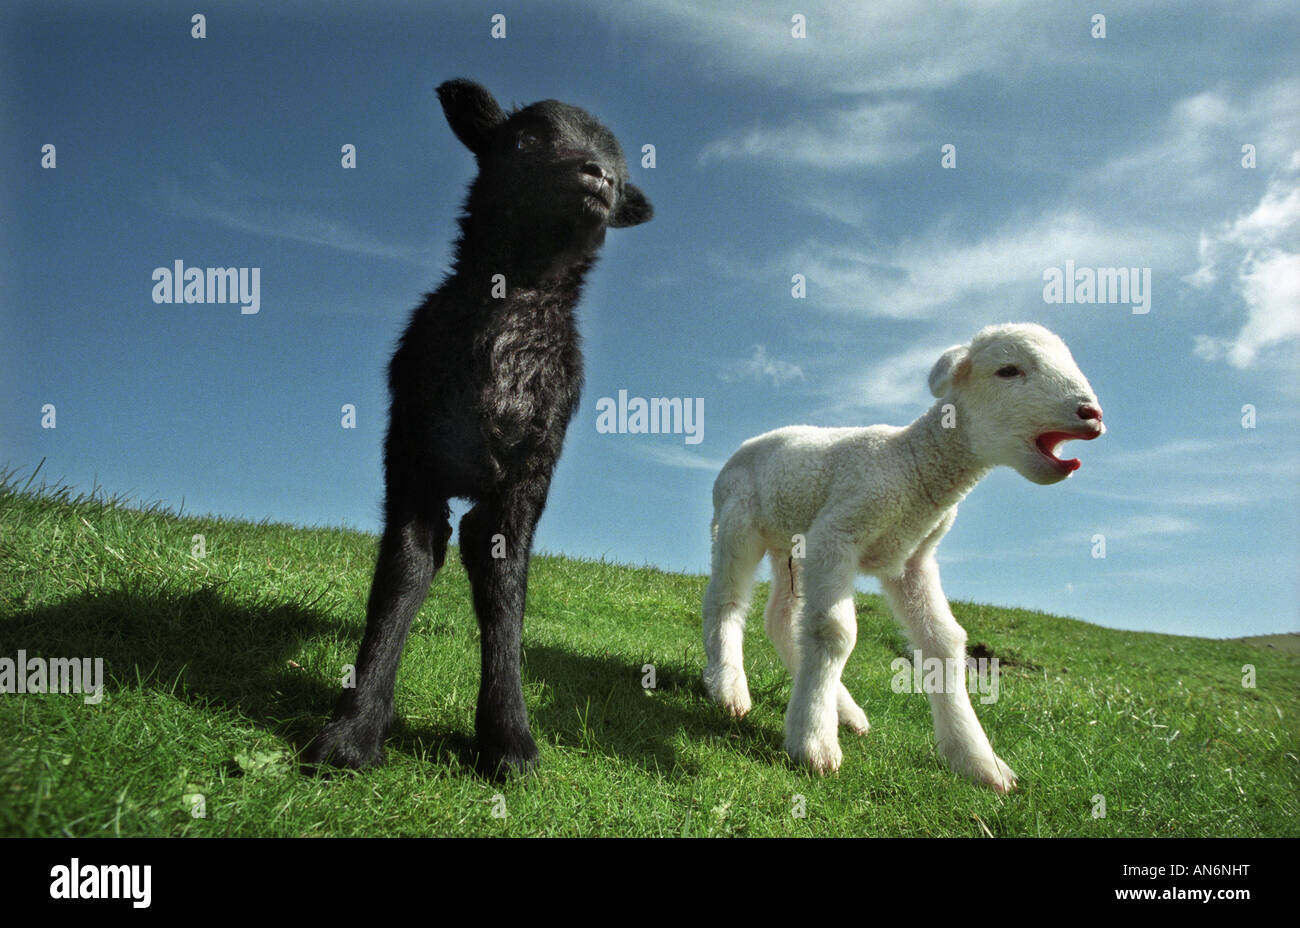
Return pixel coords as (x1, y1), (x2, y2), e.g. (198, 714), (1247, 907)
(701, 323), (1104, 791)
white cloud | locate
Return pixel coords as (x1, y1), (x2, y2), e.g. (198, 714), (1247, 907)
(1189, 151), (1300, 367)
(840, 342), (947, 411)
(1095, 514), (1199, 541)
(798, 191), (871, 227)
(719, 345), (805, 386)
(1226, 163), (1300, 244)
(1093, 78), (1300, 204)
(700, 101), (926, 170)
(587, 0), (1059, 95)
(1183, 231), (1219, 288)
(1223, 252), (1300, 367)
(784, 210), (1172, 320)
(1028, 514), (1198, 552)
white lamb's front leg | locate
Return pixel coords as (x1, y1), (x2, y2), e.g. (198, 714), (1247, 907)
(881, 556), (1018, 793)
(768, 553), (869, 735)
(785, 547), (858, 774)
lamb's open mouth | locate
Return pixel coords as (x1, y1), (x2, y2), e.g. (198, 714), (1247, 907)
(1034, 429), (1101, 475)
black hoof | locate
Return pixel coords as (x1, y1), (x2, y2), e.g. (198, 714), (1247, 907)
(304, 718), (387, 772)
(475, 735), (541, 780)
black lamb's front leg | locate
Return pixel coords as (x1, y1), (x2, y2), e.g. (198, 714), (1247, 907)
(459, 486), (548, 778)
(307, 500), (451, 770)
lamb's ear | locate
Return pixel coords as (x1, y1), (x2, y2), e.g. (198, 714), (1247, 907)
(436, 79), (507, 156)
(610, 183), (653, 228)
(928, 345), (970, 398)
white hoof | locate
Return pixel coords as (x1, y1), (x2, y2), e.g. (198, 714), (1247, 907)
(979, 754), (1019, 793)
(786, 718), (843, 775)
(837, 685), (869, 735)
(704, 664), (752, 718)
(946, 747), (1019, 793)
(787, 736), (842, 775)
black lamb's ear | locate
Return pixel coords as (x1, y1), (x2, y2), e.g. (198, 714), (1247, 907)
(436, 79), (507, 156)
(609, 183), (653, 228)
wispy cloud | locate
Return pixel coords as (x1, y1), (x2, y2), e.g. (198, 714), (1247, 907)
(834, 341), (946, 412)
(779, 210), (1174, 320)
(700, 101), (926, 170)
(1074, 487), (1259, 508)
(1097, 437), (1237, 466)
(152, 173), (432, 264)
(588, 0), (1059, 95)
(633, 443), (728, 472)
(939, 513), (1199, 568)
(1094, 79), (1300, 206)
(1080, 433), (1299, 516)
(1093, 513), (1198, 541)
(1032, 514), (1200, 554)
(719, 345), (805, 387)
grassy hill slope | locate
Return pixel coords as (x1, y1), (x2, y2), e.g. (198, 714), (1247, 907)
(1, 475), (1296, 837)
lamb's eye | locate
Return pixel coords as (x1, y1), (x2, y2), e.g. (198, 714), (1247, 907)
(516, 131), (539, 151)
(996, 365), (1021, 378)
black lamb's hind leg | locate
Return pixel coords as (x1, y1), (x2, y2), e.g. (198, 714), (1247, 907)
(459, 488), (546, 778)
(307, 498), (451, 770)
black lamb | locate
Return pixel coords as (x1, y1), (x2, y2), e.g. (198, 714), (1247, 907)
(307, 79), (653, 777)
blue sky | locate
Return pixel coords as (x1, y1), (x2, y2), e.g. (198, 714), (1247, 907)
(2, 0), (1297, 638)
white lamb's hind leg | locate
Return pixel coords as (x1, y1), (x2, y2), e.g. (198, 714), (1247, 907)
(763, 552), (799, 672)
(836, 681), (870, 735)
(784, 544), (858, 774)
(768, 553), (868, 734)
(881, 555), (1017, 792)
(702, 513), (766, 718)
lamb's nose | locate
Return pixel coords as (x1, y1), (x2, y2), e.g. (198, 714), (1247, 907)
(581, 161), (611, 184)
(1078, 404), (1103, 422)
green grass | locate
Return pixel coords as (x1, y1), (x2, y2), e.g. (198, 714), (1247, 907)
(1, 470), (1297, 837)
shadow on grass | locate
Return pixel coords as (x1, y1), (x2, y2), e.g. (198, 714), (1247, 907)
(0, 589), (766, 780)
(0, 587), (341, 749)
(522, 645), (784, 778)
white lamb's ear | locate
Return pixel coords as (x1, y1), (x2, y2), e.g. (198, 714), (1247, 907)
(928, 344), (969, 398)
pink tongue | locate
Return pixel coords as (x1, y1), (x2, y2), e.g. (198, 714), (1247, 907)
(1038, 433), (1082, 471)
